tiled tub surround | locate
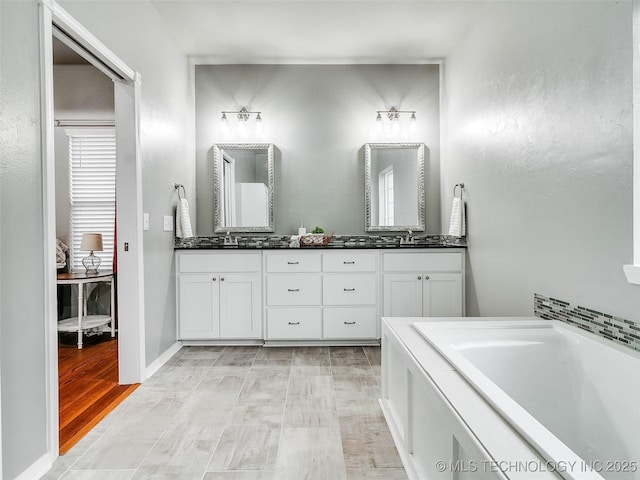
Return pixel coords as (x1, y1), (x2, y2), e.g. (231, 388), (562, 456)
(534, 293), (640, 352)
(175, 234), (467, 250)
(45, 345), (407, 480)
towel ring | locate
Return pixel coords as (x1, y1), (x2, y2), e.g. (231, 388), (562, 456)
(453, 182), (465, 198)
(174, 183), (186, 200)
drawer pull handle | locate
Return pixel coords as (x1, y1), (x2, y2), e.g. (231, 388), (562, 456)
(343, 261), (355, 264)
(287, 261), (299, 265)
(344, 321), (356, 325)
(343, 288), (356, 292)
(287, 288), (300, 292)
(288, 321), (300, 325)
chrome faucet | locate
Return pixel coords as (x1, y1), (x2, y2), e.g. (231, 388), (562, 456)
(223, 231), (238, 246)
(400, 230), (415, 245)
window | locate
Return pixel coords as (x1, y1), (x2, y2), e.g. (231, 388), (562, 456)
(67, 129), (116, 272)
(378, 166), (394, 226)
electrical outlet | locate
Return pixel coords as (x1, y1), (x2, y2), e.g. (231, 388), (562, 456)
(163, 215), (173, 232)
(143, 213), (149, 231)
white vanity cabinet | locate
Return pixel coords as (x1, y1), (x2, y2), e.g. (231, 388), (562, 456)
(322, 252), (378, 339)
(264, 251), (379, 342)
(265, 252), (323, 340)
(176, 251), (262, 341)
(176, 248), (464, 343)
(382, 250), (464, 318)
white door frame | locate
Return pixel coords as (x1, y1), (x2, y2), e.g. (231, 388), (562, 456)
(39, 0), (146, 458)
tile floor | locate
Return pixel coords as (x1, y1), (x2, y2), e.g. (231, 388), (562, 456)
(45, 345), (408, 480)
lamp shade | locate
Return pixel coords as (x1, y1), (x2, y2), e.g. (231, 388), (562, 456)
(80, 233), (103, 252)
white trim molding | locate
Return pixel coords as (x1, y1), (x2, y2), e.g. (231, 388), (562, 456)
(13, 453), (52, 480)
(628, 0), (640, 285)
(144, 342), (183, 380)
(624, 264), (640, 285)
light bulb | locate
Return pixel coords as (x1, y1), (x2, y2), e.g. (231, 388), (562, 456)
(238, 119), (247, 137)
(390, 118), (400, 135)
(255, 113), (265, 136)
(371, 112), (383, 138)
(221, 113), (230, 136)
(409, 112), (417, 136)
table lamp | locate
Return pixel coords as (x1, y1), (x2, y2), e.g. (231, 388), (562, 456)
(80, 233), (103, 274)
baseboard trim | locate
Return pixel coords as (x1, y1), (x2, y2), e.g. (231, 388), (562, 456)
(144, 341), (182, 380)
(15, 453), (51, 480)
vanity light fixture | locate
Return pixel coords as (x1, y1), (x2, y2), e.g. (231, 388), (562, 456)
(220, 107), (264, 137)
(376, 106), (417, 122)
(373, 106), (418, 138)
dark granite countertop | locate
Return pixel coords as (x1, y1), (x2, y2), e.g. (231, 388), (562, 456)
(175, 234), (467, 250)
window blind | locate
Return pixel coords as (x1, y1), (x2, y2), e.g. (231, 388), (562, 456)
(67, 130), (116, 272)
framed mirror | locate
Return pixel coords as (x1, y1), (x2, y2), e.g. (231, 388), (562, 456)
(213, 143), (274, 233)
(364, 143), (425, 232)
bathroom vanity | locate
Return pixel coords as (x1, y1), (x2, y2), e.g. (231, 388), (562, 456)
(175, 237), (466, 345)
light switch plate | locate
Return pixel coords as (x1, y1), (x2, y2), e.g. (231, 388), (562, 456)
(143, 213), (149, 231)
(163, 215), (173, 231)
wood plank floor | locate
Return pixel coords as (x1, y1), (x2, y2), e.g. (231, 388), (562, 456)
(47, 346), (408, 480)
(58, 333), (139, 455)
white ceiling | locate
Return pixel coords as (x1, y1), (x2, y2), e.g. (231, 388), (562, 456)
(149, 1), (487, 63)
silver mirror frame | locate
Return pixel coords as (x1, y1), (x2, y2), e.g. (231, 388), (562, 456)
(213, 143), (275, 233)
(364, 142), (425, 232)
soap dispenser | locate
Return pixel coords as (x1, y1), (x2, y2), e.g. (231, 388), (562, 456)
(298, 223), (306, 236)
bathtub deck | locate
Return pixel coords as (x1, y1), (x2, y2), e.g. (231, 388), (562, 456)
(381, 317), (563, 480)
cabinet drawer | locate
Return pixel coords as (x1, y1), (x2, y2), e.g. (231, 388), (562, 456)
(323, 274), (376, 305)
(179, 253), (261, 273)
(323, 308), (377, 339)
(383, 252), (462, 272)
(267, 275), (321, 305)
(323, 252), (377, 272)
(267, 308), (322, 339)
(266, 254), (321, 273)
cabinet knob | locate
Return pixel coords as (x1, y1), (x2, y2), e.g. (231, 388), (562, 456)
(417, 275), (422, 280)
(425, 276), (429, 280)
(212, 277), (217, 281)
(221, 277), (225, 281)
(344, 321), (356, 325)
(288, 321), (300, 325)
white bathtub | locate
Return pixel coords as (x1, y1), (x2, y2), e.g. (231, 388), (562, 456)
(413, 319), (640, 480)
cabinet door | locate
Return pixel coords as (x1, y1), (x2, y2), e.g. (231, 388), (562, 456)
(179, 274), (219, 339)
(219, 273), (262, 338)
(423, 273), (463, 317)
(383, 273), (423, 317)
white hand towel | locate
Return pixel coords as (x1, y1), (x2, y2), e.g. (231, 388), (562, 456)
(176, 198), (193, 238)
(448, 196), (466, 237)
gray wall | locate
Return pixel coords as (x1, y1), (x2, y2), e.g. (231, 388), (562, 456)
(195, 64), (441, 235)
(0, 1), (48, 477)
(59, 1), (195, 367)
(54, 65), (115, 246)
(441, 1), (639, 320)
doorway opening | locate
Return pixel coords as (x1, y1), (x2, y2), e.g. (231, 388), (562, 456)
(41, 2), (146, 459)
(52, 35), (138, 454)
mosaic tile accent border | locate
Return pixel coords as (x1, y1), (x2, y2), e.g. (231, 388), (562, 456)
(534, 293), (640, 352)
(175, 234), (467, 250)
